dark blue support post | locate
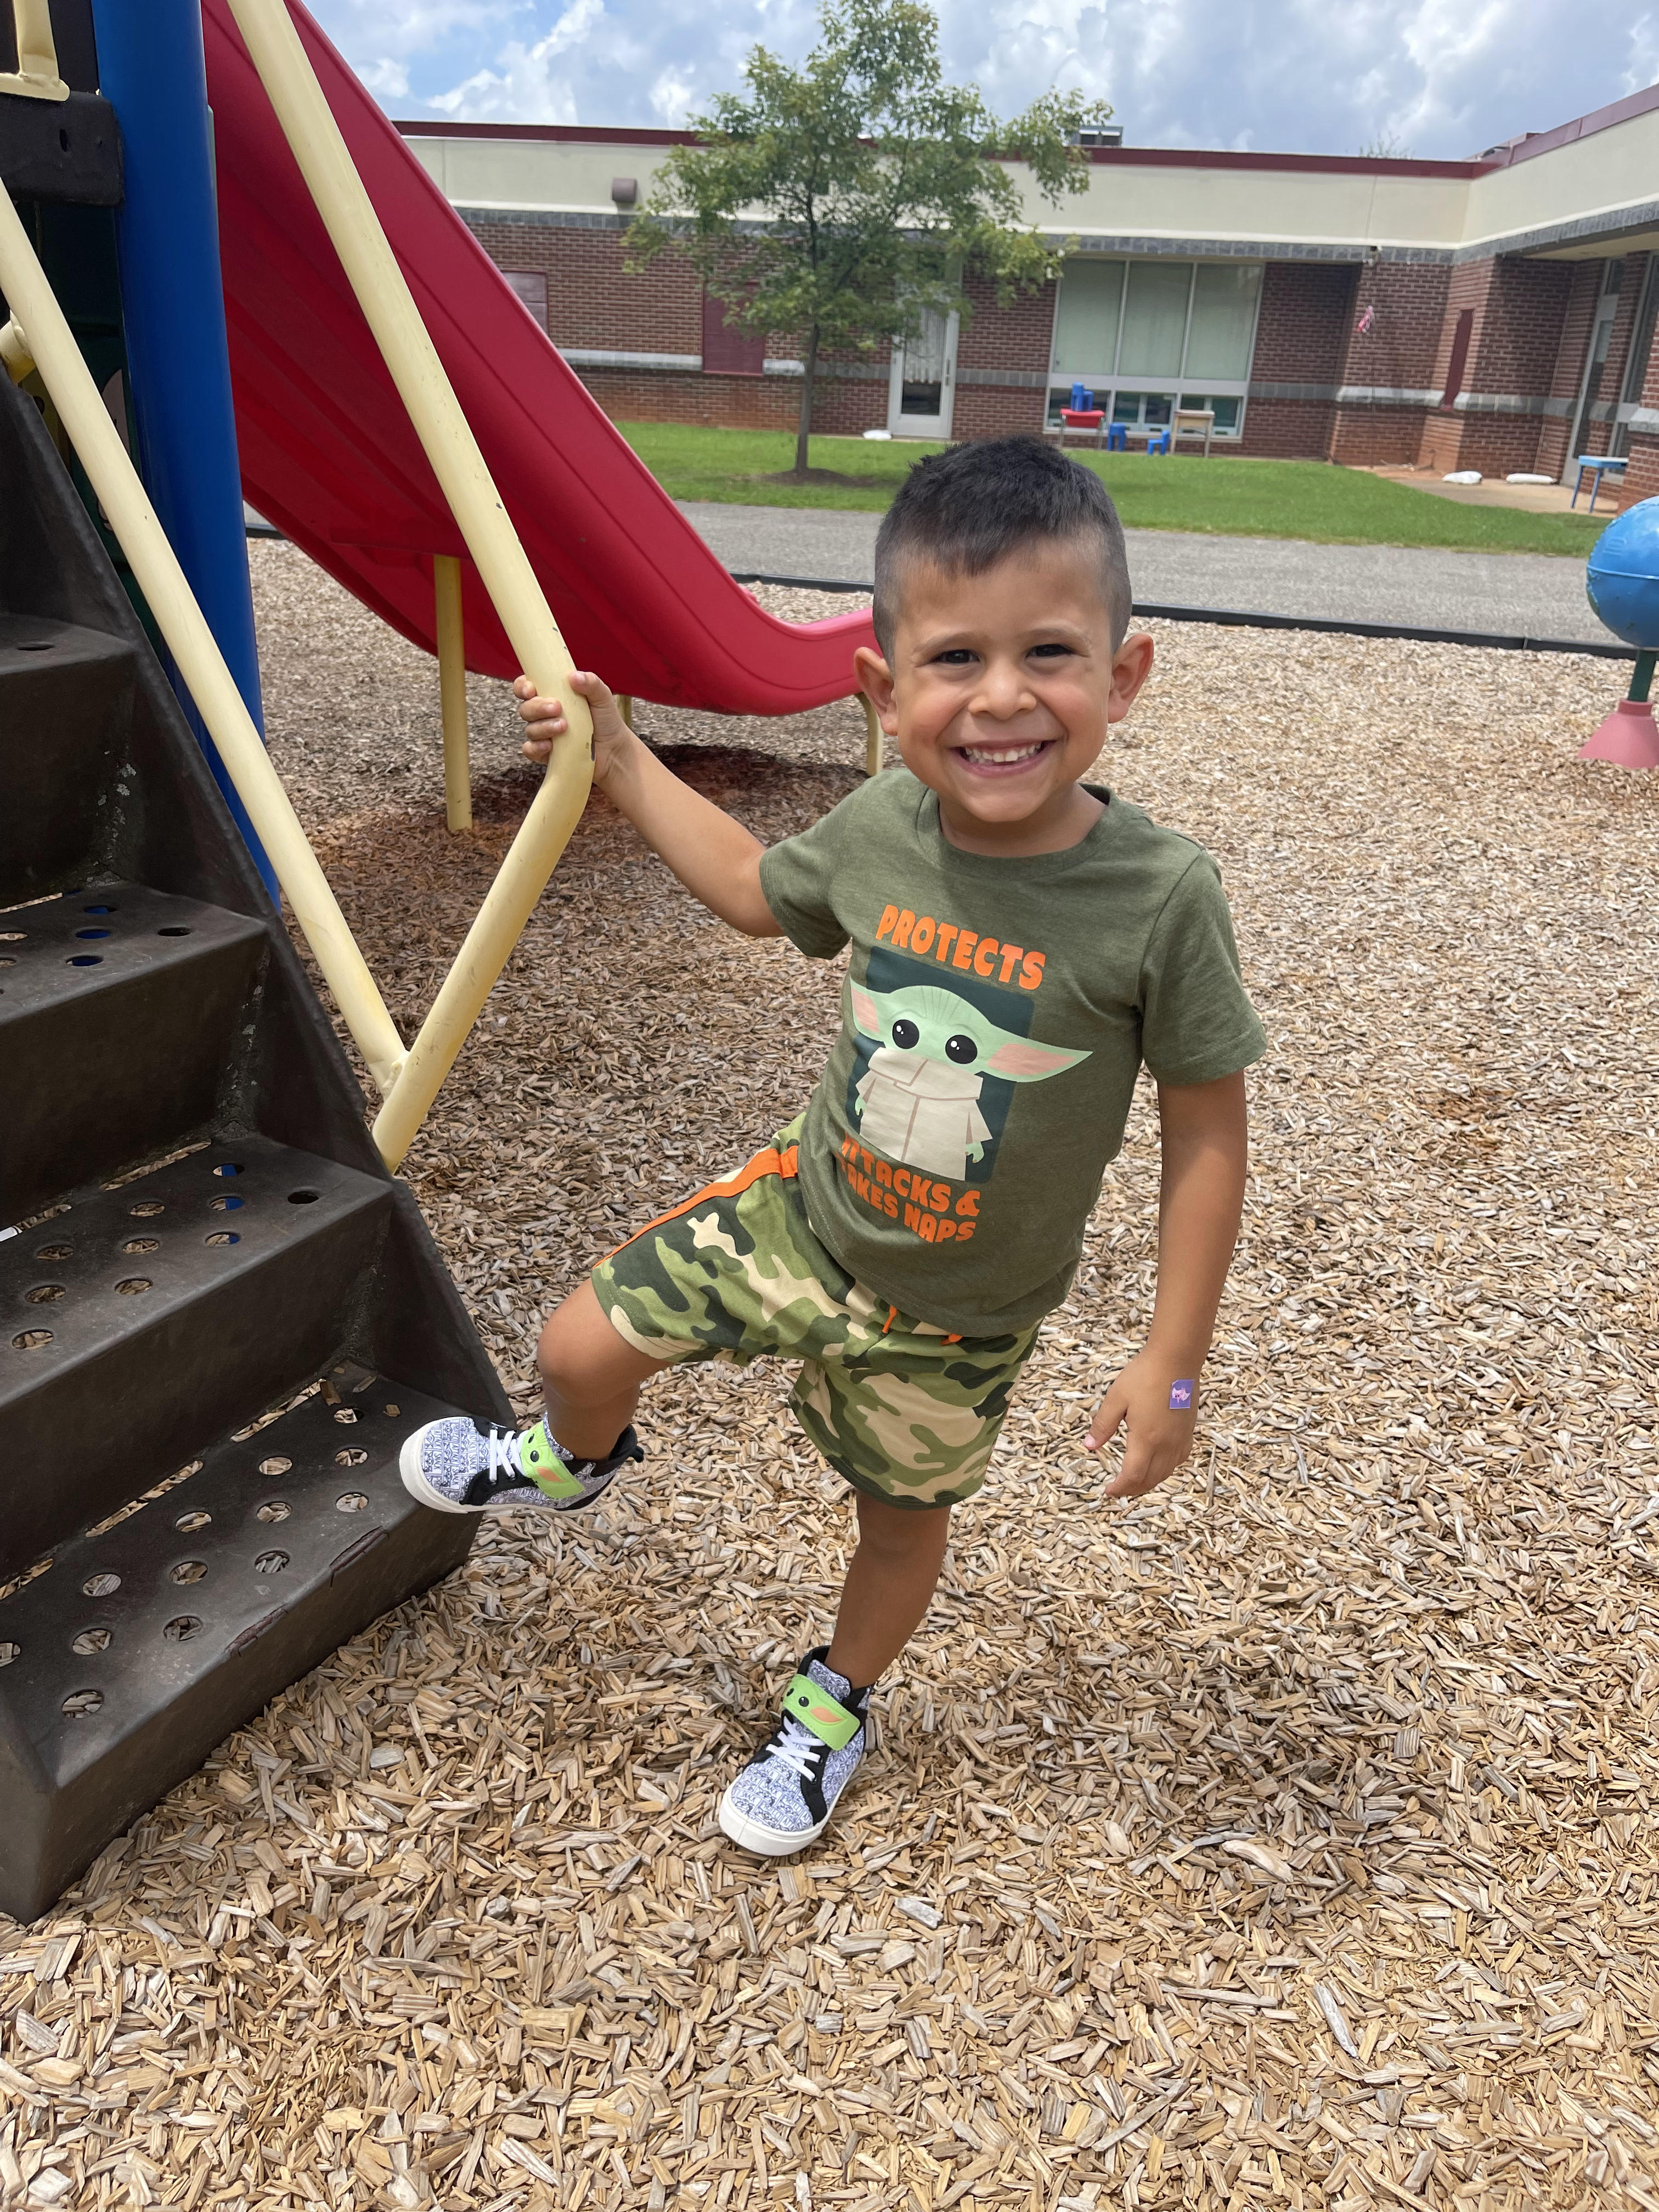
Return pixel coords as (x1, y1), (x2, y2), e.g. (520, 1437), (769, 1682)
(89, 0), (278, 898)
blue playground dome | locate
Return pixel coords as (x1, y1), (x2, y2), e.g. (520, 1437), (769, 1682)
(1586, 496), (1659, 648)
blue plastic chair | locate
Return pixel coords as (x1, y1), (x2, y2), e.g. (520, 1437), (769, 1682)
(1105, 422), (1127, 452)
(1146, 427), (1171, 455)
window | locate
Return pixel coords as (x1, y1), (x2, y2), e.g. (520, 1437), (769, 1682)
(1184, 266), (1261, 380)
(702, 290), (765, 376)
(1181, 393), (1241, 432)
(503, 271), (548, 329)
(1111, 391), (1172, 427)
(1048, 258), (1261, 437)
(1052, 261), (1123, 375)
(1118, 263), (1190, 378)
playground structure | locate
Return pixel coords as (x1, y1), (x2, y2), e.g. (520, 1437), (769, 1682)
(1582, 497), (1659, 770)
(0, 0), (873, 1918)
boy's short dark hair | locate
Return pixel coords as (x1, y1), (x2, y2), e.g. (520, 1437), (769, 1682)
(872, 435), (1132, 654)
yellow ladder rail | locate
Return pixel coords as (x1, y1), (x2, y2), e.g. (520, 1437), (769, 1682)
(224, 0), (596, 1173)
(862, 693), (884, 776)
(433, 553), (471, 833)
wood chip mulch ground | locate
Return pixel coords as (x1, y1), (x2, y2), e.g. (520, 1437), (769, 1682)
(3, 543), (1657, 2212)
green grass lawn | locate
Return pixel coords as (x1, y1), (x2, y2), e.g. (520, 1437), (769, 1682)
(620, 421), (1607, 558)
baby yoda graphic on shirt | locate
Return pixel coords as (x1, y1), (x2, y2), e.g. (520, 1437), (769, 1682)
(849, 979), (1090, 1182)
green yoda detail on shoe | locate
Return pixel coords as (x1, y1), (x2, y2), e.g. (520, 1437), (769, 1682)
(849, 980), (1090, 1183)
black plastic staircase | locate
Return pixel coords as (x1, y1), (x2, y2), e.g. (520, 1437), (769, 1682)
(0, 369), (510, 1922)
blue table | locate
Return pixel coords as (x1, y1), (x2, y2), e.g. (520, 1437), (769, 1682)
(1572, 455), (1628, 514)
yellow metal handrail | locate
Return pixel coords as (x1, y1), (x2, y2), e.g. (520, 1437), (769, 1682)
(225, 0), (595, 1172)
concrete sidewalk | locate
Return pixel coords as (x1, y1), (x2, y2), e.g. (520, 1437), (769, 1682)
(678, 500), (1607, 645)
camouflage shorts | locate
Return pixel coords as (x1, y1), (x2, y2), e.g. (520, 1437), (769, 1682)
(590, 1125), (1036, 1509)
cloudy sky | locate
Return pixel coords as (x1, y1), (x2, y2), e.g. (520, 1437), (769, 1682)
(309, 0), (1659, 161)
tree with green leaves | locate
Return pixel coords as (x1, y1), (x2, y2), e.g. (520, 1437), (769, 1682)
(627, 0), (1113, 479)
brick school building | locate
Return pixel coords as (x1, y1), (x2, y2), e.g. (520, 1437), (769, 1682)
(400, 84), (1659, 507)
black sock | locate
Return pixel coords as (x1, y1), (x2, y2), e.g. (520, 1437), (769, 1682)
(544, 1423), (643, 1472)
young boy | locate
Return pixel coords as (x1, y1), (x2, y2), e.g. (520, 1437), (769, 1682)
(401, 437), (1264, 1856)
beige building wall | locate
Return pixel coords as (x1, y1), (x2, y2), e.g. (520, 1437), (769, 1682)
(405, 132), (1478, 252)
(404, 105), (1659, 266)
(404, 134), (678, 216)
(1006, 161), (1471, 254)
(1463, 109), (1659, 257)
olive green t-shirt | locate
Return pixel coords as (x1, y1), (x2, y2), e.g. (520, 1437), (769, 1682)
(757, 770), (1266, 1337)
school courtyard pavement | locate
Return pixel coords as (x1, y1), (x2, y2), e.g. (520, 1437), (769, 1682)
(678, 500), (1607, 646)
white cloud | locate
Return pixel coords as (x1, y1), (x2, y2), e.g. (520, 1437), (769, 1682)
(1625, 10), (1659, 93)
(308, 0), (519, 125)
(308, 0), (1659, 159)
(946, 0), (1659, 157)
(356, 56), (411, 101)
(426, 0), (610, 122)
(314, 0), (514, 74)
(648, 66), (697, 124)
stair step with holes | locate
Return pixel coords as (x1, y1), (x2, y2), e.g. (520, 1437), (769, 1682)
(1, 1137), (393, 1576)
(0, 1362), (474, 1921)
(1, 344), (506, 1916)
(0, 616), (136, 902)
(0, 882), (269, 1222)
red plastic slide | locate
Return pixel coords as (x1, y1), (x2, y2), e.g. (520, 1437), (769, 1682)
(200, 0), (874, 713)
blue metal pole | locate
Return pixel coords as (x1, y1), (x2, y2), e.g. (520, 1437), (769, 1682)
(89, 0), (278, 899)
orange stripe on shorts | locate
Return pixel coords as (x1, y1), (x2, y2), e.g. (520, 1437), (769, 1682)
(605, 1142), (799, 1260)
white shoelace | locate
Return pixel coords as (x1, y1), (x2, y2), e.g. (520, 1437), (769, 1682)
(765, 1715), (825, 1782)
(490, 1426), (537, 1483)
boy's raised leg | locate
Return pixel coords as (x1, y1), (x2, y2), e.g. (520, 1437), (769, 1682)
(399, 1279), (665, 1515)
(537, 1278), (665, 1462)
(719, 1494), (951, 1855)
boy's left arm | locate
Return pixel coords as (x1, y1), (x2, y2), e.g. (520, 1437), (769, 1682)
(1086, 1070), (1248, 1498)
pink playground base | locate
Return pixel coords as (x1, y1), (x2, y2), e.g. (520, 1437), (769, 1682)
(1579, 699), (1659, 770)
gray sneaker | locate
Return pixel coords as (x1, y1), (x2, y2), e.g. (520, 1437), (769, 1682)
(399, 1415), (642, 1514)
(718, 1649), (870, 1855)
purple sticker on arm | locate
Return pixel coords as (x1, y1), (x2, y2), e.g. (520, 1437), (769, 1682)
(1169, 1380), (1195, 1410)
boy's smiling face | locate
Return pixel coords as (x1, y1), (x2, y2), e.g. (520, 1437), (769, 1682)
(855, 537), (1154, 859)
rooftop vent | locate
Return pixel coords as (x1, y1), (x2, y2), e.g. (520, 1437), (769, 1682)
(1071, 126), (1124, 148)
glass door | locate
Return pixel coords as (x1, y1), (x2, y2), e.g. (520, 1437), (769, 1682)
(887, 304), (958, 438)
(1565, 263), (1623, 475)
(1611, 261), (1659, 458)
